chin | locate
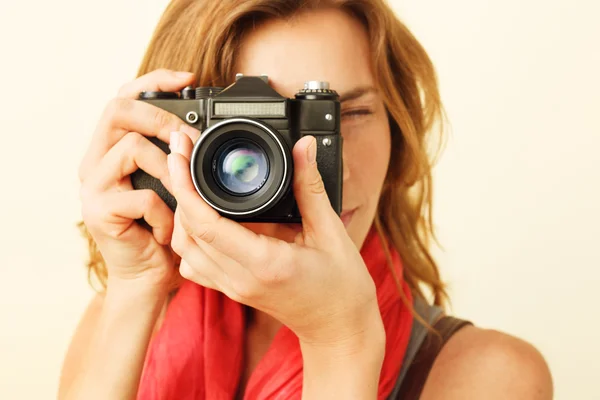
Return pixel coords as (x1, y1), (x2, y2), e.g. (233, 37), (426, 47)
(346, 221), (370, 250)
(346, 208), (379, 250)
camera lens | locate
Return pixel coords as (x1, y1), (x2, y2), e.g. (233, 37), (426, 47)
(190, 118), (292, 217)
(214, 140), (269, 195)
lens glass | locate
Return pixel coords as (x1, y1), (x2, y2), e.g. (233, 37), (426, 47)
(214, 139), (269, 195)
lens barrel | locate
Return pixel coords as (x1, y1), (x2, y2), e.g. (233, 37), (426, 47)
(190, 118), (291, 217)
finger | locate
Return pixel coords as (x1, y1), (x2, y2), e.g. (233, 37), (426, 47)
(179, 260), (220, 291)
(79, 99), (200, 182)
(168, 130), (194, 162)
(167, 132), (265, 264)
(176, 206), (256, 282)
(84, 132), (172, 193)
(175, 209), (256, 301)
(80, 68), (196, 185)
(83, 189), (174, 245)
(171, 210), (223, 290)
(292, 136), (342, 239)
(117, 69), (195, 99)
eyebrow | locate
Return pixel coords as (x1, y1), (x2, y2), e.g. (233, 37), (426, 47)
(339, 86), (378, 103)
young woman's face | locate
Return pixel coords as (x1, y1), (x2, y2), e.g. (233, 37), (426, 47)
(236, 8), (391, 249)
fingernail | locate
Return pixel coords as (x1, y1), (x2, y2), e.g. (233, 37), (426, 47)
(307, 137), (317, 163)
(180, 124), (201, 142)
(170, 131), (181, 154)
(175, 71), (193, 79)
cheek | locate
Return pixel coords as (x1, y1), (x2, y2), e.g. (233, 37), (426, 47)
(344, 120), (391, 195)
(340, 118), (391, 248)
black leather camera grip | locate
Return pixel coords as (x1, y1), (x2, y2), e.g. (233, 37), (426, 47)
(315, 135), (343, 215)
(130, 137), (178, 212)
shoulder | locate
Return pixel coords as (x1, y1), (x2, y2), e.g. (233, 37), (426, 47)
(421, 325), (553, 399)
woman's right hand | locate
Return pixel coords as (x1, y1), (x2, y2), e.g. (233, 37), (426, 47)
(78, 69), (200, 290)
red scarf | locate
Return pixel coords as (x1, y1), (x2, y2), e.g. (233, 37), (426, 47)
(138, 228), (413, 399)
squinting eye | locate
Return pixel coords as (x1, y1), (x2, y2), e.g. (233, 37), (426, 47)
(341, 109), (373, 120)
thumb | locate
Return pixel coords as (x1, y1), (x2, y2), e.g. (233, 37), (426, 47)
(292, 136), (341, 238)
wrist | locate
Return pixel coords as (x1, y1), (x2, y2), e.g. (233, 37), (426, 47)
(299, 310), (386, 400)
(298, 298), (386, 356)
(103, 277), (171, 322)
(102, 278), (169, 326)
(300, 320), (386, 365)
(300, 339), (385, 400)
(106, 272), (173, 298)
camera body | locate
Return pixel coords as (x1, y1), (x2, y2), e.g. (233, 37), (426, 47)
(131, 74), (342, 223)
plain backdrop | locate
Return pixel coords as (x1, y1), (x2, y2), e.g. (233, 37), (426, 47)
(0, 0), (598, 398)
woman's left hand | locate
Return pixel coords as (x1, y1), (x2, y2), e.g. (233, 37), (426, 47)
(167, 130), (384, 349)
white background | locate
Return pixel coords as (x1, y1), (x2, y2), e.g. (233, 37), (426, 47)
(0, 0), (598, 398)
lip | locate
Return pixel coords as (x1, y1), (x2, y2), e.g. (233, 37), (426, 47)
(340, 208), (357, 228)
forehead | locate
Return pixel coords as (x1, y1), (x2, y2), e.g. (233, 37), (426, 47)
(235, 8), (375, 97)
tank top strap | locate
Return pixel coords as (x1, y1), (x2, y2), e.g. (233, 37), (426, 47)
(388, 298), (473, 399)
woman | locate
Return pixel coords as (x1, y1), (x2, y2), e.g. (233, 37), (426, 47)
(59, 0), (553, 398)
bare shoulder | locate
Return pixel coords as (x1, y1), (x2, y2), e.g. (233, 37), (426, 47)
(421, 325), (553, 399)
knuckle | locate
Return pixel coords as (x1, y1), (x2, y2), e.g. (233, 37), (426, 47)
(254, 236), (275, 268)
(104, 225), (125, 241)
(79, 183), (92, 202)
(117, 82), (131, 98)
(141, 190), (161, 211)
(254, 268), (283, 287)
(230, 280), (259, 301)
(95, 200), (125, 240)
(79, 202), (94, 226)
(152, 107), (172, 131)
(191, 221), (218, 245)
(80, 190), (105, 226)
(80, 194), (104, 230)
(178, 260), (195, 280)
(224, 289), (243, 303)
(122, 131), (144, 157)
(308, 172), (326, 195)
(171, 239), (184, 257)
(254, 242), (293, 286)
(104, 97), (130, 124)
(170, 229), (186, 256)
(123, 130), (143, 146)
(180, 216), (195, 238)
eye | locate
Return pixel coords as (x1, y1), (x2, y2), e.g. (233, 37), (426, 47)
(341, 108), (373, 121)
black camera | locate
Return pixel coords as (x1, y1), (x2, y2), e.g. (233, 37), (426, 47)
(131, 74), (342, 222)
